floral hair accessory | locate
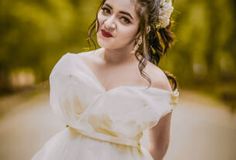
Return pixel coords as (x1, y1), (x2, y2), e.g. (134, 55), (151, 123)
(170, 88), (179, 105)
(158, 0), (174, 28)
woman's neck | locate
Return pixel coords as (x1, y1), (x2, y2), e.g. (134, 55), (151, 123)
(101, 47), (137, 65)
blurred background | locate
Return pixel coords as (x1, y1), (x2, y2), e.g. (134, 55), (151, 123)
(0, 0), (235, 160)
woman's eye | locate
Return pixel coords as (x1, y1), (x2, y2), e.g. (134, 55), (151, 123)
(101, 7), (110, 15)
(120, 17), (131, 24)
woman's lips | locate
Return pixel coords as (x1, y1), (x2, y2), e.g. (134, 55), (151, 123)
(101, 29), (113, 38)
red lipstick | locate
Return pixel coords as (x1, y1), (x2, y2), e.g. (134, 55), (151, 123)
(101, 29), (113, 38)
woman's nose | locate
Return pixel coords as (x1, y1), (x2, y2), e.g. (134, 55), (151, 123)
(104, 16), (116, 31)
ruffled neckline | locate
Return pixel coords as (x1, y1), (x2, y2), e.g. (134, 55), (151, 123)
(67, 51), (179, 104)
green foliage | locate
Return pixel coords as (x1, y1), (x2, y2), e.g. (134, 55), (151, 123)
(160, 0), (236, 110)
(160, 0), (236, 86)
(0, 0), (99, 92)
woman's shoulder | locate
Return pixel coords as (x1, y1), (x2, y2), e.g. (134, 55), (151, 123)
(50, 50), (94, 74)
(62, 48), (102, 61)
(145, 61), (172, 93)
(62, 49), (94, 58)
(51, 49), (102, 74)
(144, 62), (179, 105)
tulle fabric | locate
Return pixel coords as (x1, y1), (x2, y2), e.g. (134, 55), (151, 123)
(33, 128), (154, 160)
(32, 49), (179, 160)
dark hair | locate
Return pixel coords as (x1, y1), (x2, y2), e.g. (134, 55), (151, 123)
(87, 0), (178, 91)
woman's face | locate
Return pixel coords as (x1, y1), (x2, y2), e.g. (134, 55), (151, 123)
(96, 0), (140, 50)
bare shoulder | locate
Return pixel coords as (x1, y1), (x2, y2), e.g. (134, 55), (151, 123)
(145, 61), (172, 92)
(77, 49), (102, 62)
(76, 49), (94, 57)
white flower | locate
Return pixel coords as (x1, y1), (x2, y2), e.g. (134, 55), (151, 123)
(158, 0), (174, 28)
(170, 88), (179, 105)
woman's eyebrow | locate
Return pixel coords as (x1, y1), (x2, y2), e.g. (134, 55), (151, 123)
(104, 3), (112, 9)
(119, 11), (134, 20)
(103, 3), (134, 20)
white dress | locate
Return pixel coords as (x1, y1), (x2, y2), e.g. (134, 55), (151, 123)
(32, 49), (179, 160)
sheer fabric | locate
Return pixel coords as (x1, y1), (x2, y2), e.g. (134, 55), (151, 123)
(32, 50), (179, 160)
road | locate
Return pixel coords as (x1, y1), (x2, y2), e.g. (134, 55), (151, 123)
(0, 90), (236, 160)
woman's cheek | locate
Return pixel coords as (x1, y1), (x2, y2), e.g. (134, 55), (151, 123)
(97, 13), (106, 26)
(120, 27), (137, 39)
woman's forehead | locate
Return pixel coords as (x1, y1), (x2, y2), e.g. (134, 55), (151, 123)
(104, 0), (138, 19)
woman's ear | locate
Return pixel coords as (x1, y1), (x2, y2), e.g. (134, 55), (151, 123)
(135, 32), (142, 40)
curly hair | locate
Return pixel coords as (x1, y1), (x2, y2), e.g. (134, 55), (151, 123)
(87, 0), (178, 91)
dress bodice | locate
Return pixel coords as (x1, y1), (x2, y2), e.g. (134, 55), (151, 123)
(49, 51), (179, 147)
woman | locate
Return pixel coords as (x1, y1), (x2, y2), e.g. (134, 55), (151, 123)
(32, 0), (179, 159)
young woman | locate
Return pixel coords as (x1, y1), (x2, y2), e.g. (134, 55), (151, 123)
(32, 0), (179, 159)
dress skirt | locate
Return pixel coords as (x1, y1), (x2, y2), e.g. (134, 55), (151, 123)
(32, 127), (154, 160)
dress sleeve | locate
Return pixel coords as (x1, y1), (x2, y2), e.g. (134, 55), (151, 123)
(160, 88), (180, 118)
(143, 88), (180, 127)
(49, 52), (87, 126)
(49, 53), (72, 121)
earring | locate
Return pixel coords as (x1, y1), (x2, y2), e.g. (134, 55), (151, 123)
(146, 26), (151, 33)
(130, 36), (142, 54)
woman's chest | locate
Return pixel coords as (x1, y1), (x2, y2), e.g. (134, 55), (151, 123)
(81, 56), (147, 91)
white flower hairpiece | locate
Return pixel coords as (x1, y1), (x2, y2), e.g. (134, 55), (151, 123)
(158, 0), (174, 28)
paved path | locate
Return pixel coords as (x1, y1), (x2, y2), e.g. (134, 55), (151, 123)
(0, 90), (236, 160)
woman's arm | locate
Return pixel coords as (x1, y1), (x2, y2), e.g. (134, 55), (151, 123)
(148, 112), (172, 160)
